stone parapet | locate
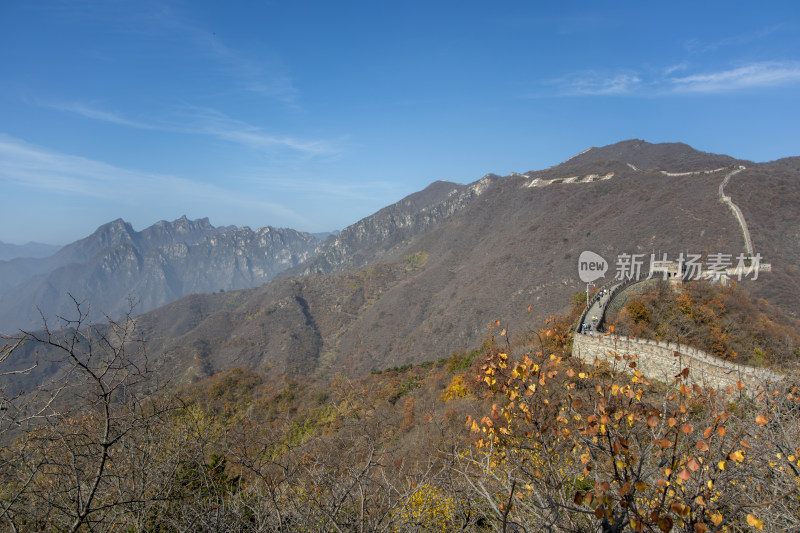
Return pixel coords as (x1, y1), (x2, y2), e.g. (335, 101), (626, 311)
(572, 333), (782, 390)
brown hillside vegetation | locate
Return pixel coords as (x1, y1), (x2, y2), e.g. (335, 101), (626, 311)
(607, 280), (800, 367)
(1, 140), (800, 531)
(3, 140), (798, 399)
(1, 299), (798, 531)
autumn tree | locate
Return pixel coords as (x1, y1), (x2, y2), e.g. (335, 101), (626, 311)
(465, 322), (800, 532)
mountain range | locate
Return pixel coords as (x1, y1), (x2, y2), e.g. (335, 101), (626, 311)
(0, 216), (320, 333)
(2, 139), (798, 390)
(0, 241), (61, 261)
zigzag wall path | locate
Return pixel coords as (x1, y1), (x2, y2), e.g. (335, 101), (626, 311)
(571, 165), (782, 389)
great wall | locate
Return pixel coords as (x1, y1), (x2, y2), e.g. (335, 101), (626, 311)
(567, 164), (784, 389)
(572, 331), (781, 390)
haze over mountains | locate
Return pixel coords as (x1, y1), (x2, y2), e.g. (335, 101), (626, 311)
(0, 241), (61, 261)
(0, 216), (320, 333)
(2, 140), (798, 389)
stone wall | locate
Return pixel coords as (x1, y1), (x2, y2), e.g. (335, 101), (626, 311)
(572, 333), (782, 390)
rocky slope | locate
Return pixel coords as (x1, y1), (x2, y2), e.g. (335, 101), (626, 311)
(0, 217), (320, 333)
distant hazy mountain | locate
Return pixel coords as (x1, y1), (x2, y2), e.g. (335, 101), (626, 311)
(0, 216), (320, 333)
(0, 241), (61, 261)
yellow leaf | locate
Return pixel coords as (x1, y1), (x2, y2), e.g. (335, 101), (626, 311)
(729, 450), (745, 463)
(746, 514), (763, 530)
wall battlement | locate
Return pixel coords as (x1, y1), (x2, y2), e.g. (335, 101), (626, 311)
(572, 333), (782, 390)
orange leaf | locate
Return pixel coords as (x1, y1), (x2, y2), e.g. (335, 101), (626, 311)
(756, 413), (769, 426)
(746, 514), (763, 530)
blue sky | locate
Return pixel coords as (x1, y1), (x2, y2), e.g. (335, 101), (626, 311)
(2, 1), (799, 244)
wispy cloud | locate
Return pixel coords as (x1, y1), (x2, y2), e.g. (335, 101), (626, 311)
(42, 100), (340, 157)
(685, 24), (786, 53)
(663, 63), (688, 76)
(28, 1), (299, 104)
(146, 4), (299, 104)
(0, 134), (312, 225)
(669, 62), (800, 93)
(551, 71), (643, 96)
(549, 61), (800, 97)
(44, 101), (155, 130)
(173, 105), (339, 155)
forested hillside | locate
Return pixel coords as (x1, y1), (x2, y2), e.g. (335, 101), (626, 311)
(0, 293), (797, 531)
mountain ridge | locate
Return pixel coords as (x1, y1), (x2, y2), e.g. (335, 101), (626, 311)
(0, 217), (321, 333)
(58, 139), (797, 387)
(3, 139), (798, 389)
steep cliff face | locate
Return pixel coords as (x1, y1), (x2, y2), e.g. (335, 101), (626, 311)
(0, 219), (320, 333)
(295, 178), (494, 275)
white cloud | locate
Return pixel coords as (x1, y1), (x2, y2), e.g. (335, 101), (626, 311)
(690, 24), (785, 53)
(669, 62), (800, 93)
(554, 72), (642, 96)
(549, 61), (800, 97)
(174, 105), (339, 156)
(42, 101), (340, 157)
(663, 63), (688, 76)
(43, 101), (155, 130)
(0, 134), (312, 224)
